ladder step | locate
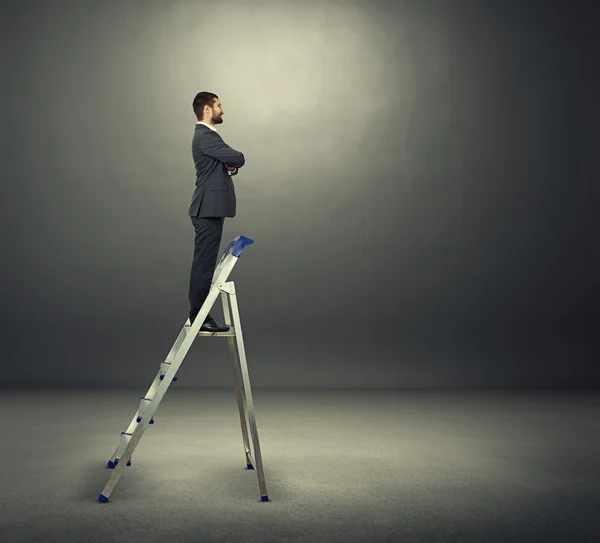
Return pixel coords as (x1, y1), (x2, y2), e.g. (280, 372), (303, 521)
(195, 327), (236, 337)
(184, 323), (236, 337)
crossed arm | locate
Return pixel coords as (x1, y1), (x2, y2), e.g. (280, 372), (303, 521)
(201, 130), (245, 175)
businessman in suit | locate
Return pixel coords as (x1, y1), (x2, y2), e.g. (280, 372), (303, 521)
(188, 91), (245, 332)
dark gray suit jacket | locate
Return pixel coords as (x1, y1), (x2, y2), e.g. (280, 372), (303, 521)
(188, 124), (246, 218)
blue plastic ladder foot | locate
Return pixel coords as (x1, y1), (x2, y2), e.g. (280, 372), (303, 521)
(98, 494), (109, 503)
(261, 495), (269, 502)
(107, 458), (130, 468)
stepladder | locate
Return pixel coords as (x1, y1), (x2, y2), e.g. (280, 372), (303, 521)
(98, 235), (269, 503)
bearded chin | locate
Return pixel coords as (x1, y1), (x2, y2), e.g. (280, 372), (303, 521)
(213, 115), (223, 124)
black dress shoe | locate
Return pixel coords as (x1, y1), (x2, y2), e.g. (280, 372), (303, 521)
(200, 316), (230, 333)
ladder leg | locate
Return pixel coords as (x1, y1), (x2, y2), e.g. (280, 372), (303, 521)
(99, 422), (148, 502)
(99, 358), (181, 502)
(221, 293), (254, 469)
(106, 323), (188, 468)
(100, 309), (211, 500)
(230, 335), (254, 469)
(227, 284), (269, 502)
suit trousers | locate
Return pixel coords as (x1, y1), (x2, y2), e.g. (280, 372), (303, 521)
(188, 216), (225, 324)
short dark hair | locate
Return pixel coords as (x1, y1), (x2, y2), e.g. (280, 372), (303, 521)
(192, 91), (218, 121)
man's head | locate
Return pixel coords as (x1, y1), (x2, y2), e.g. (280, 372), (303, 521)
(192, 91), (224, 126)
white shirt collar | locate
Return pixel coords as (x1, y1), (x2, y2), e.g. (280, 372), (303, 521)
(197, 121), (217, 132)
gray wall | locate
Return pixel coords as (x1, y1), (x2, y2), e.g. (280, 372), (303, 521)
(2, 0), (598, 388)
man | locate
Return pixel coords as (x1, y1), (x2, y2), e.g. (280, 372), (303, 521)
(188, 91), (246, 332)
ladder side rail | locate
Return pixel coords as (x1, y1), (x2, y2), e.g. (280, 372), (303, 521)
(226, 282), (269, 501)
(221, 289), (254, 468)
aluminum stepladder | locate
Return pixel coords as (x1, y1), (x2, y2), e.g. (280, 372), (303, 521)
(98, 235), (268, 503)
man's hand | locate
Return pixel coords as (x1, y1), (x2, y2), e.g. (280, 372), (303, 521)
(224, 163), (236, 172)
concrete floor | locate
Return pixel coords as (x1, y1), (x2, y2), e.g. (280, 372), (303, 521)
(0, 388), (598, 542)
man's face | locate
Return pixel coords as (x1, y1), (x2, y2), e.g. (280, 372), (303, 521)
(207, 99), (224, 124)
